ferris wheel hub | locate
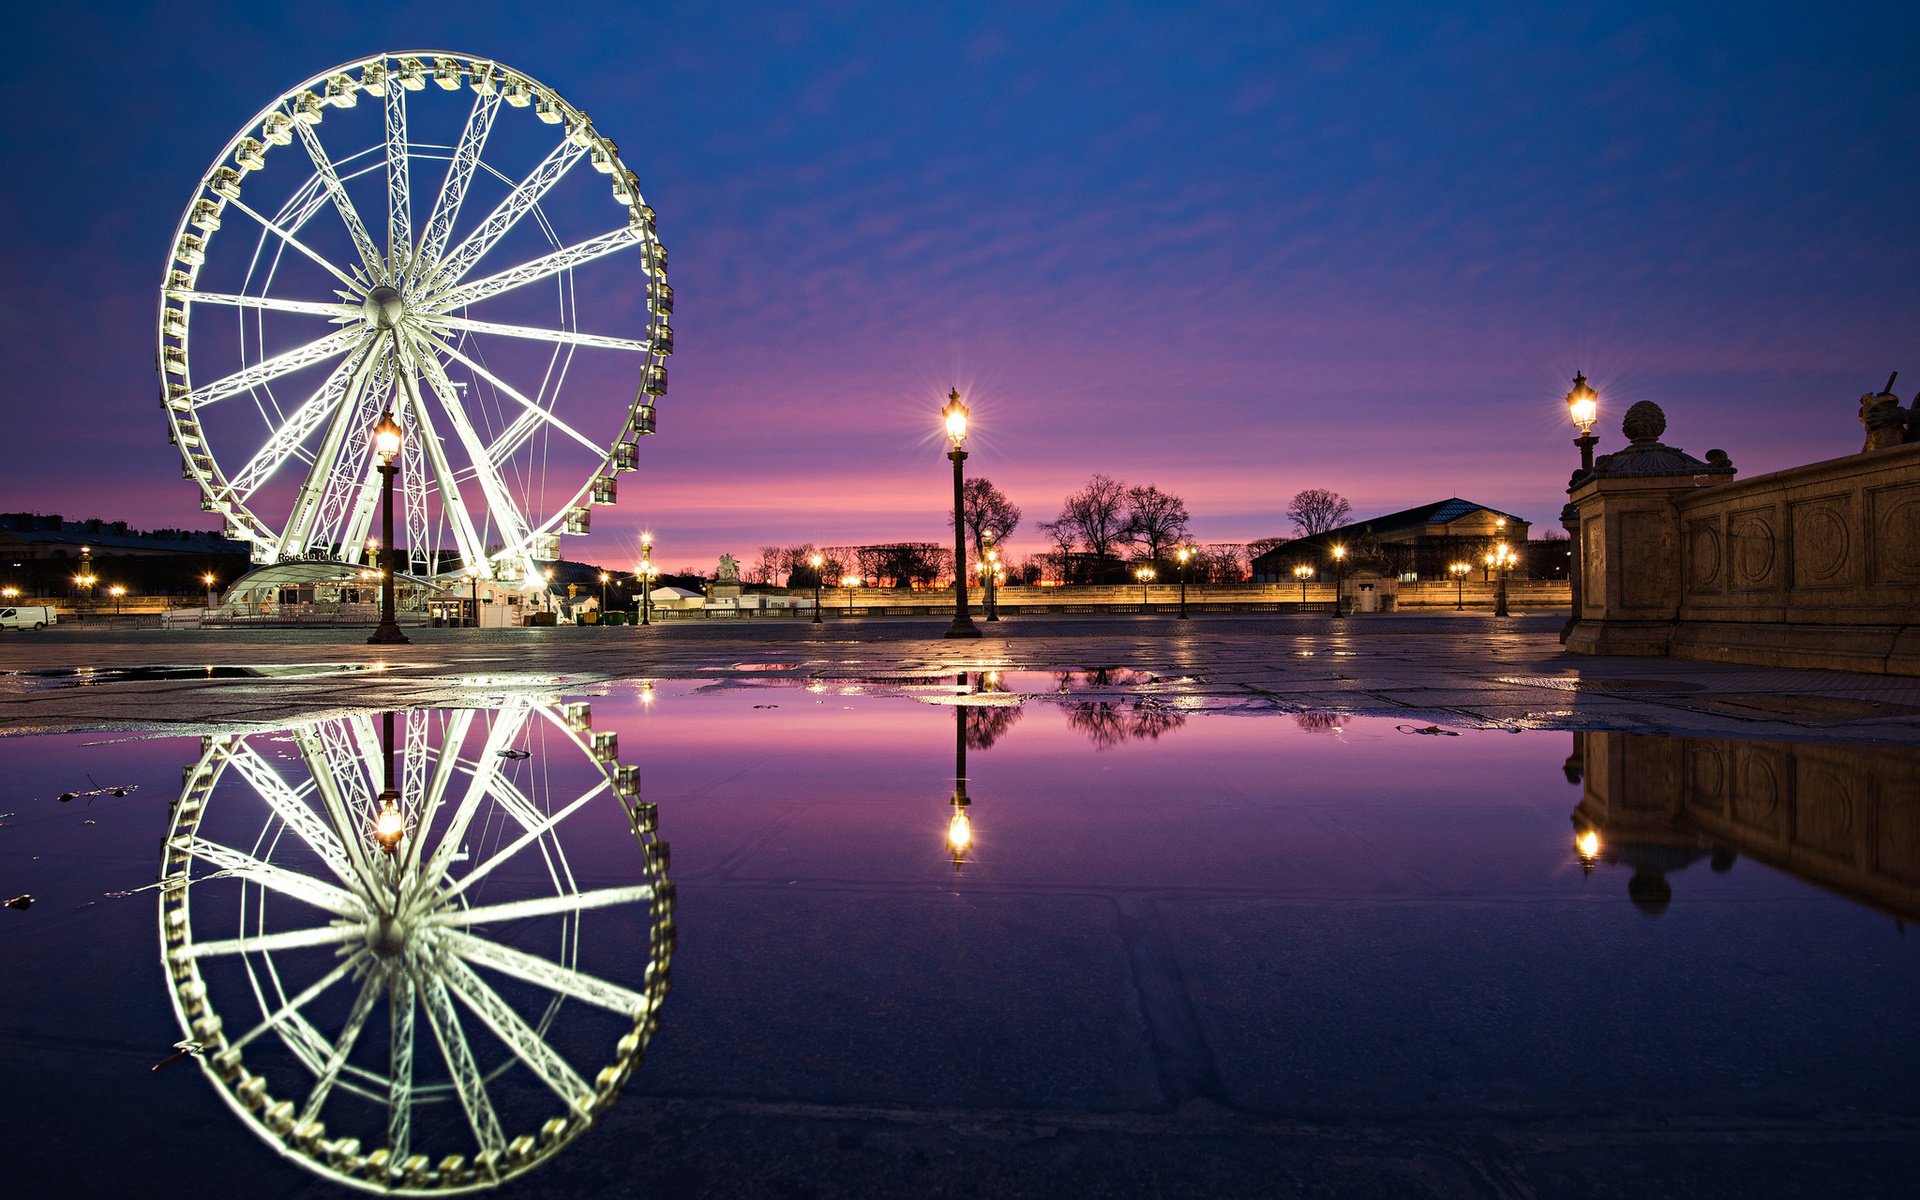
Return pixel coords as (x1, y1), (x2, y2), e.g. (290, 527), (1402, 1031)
(363, 284), (406, 330)
(369, 909), (414, 958)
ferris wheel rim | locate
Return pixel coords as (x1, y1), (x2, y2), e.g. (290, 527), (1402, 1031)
(159, 51), (670, 581)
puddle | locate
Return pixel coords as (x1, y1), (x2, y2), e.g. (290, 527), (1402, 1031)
(2, 680), (1916, 1195)
(5, 662), (396, 689)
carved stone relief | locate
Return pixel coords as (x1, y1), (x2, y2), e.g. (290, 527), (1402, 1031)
(1685, 519), (1721, 593)
(1729, 508), (1777, 590)
(1867, 484), (1920, 585)
(1788, 497), (1851, 588)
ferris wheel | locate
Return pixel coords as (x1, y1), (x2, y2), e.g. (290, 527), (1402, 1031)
(157, 53), (671, 582)
(159, 700), (673, 1194)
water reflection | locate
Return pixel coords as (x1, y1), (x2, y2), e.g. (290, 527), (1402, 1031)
(1062, 698), (1187, 749)
(160, 699), (672, 1192)
(1567, 731), (1920, 921)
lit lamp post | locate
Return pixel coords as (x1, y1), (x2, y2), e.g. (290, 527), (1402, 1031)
(843, 574), (861, 616)
(466, 567), (481, 627)
(1449, 561), (1470, 609)
(639, 532), (654, 626)
(1330, 545), (1348, 619)
(941, 389), (979, 638)
(368, 410), (409, 645)
(202, 572), (217, 611)
(810, 552), (825, 624)
(1293, 563), (1313, 606)
(1135, 564), (1156, 607)
(983, 540), (1000, 623)
(108, 584), (126, 619)
(1567, 371), (1599, 473)
(1574, 827), (1601, 876)
(1485, 542), (1517, 617)
(1176, 546), (1192, 619)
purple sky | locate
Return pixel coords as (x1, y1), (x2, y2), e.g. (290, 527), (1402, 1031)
(2, 1), (1915, 574)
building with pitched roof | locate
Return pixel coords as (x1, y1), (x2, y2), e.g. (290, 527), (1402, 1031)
(1249, 498), (1531, 582)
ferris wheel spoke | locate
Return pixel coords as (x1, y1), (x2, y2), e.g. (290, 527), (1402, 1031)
(429, 313), (651, 353)
(442, 929), (650, 1017)
(413, 89), (503, 284)
(187, 327), (361, 410)
(438, 227), (643, 310)
(276, 337), (387, 561)
(433, 883), (651, 931)
(436, 337), (605, 456)
(384, 82), (411, 269)
(429, 137), (588, 291)
(430, 780), (611, 909)
(388, 969), (416, 1161)
(402, 709), (476, 880)
(178, 921), (358, 960)
(228, 354), (357, 502)
(414, 706), (531, 907)
(180, 291), (355, 320)
(175, 835), (361, 915)
(409, 340), (536, 557)
(420, 972), (508, 1160)
(299, 965), (387, 1125)
(295, 724), (384, 896)
(391, 336), (491, 571)
(440, 956), (592, 1109)
(291, 117), (382, 273)
(230, 949), (369, 1052)
(227, 195), (364, 292)
(223, 744), (358, 890)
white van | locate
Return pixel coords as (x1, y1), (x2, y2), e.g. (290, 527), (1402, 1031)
(0, 605), (56, 630)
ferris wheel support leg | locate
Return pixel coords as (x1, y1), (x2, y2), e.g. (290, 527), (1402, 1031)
(278, 338), (384, 562)
(409, 338), (536, 571)
(392, 340), (490, 574)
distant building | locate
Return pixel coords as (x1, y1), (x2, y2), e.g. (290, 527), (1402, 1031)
(0, 513), (246, 561)
(1250, 498), (1530, 582)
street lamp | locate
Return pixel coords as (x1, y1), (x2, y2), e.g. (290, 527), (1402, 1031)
(466, 566), (481, 627)
(1449, 561), (1471, 609)
(1176, 545), (1193, 619)
(843, 574), (861, 616)
(1484, 542), (1518, 617)
(108, 584), (126, 619)
(1135, 564), (1156, 607)
(1330, 545), (1348, 619)
(809, 552), (825, 623)
(639, 531), (654, 626)
(1293, 563), (1313, 606)
(370, 710), (405, 856)
(982, 540), (1000, 623)
(368, 410), (409, 645)
(948, 679), (973, 870)
(202, 572), (217, 610)
(941, 389), (979, 638)
(1567, 371), (1599, 473)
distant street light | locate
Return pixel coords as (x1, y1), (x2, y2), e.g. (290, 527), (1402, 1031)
(810, 552), (825, 624)
(843, 574), (861, 616)
(639, 531), (654, 626)
(1449, 561), (1471, 610)
(1330, 545), (1348, 619)
(108, 584), (126, 618)
(202, 572), (217, 610)
(1176, 546), (1193, 619)
(467, 567), (481, 627)
(1293, 563), (1313, 606)
(983, 538), (1000, 623)
(599, 571), (610, 617)
(1135, 564), (1156, 607)
(367, 410), (409, 645)
(1485, 542), (1518, 617)
(941, 389), (979, 639)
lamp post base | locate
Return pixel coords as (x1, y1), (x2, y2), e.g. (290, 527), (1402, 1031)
(367, 623), (410, 645)
(945, 615), (981, 638)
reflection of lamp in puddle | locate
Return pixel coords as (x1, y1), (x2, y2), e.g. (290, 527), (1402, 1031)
(370, 710), (405, 855)
(1574, 827), (1600, 874)
(948, 673), (973, 869)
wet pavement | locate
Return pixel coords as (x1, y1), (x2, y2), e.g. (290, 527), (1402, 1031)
(2, 623), (1917, 1198)
(4, 612), (1920, 742)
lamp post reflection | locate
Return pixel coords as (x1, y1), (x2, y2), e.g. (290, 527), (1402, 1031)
(948, 674), (973, 869)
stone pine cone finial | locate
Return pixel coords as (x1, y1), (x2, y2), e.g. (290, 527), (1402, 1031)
(1622, 400), (1667, 444)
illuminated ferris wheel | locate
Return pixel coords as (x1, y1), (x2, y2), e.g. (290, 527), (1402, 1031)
(156, 53), (671, 583)
(158, 701), (672, 1193)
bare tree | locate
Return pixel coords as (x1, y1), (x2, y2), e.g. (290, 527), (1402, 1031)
(950, 477), (1022, 562)
(751, 545), (782, 585)
(1286, 488), (1352, 537)
(1038, 518), (1077, 583)
(1123, 483), (1191, 563)
(1055, 473), (1131, 580)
